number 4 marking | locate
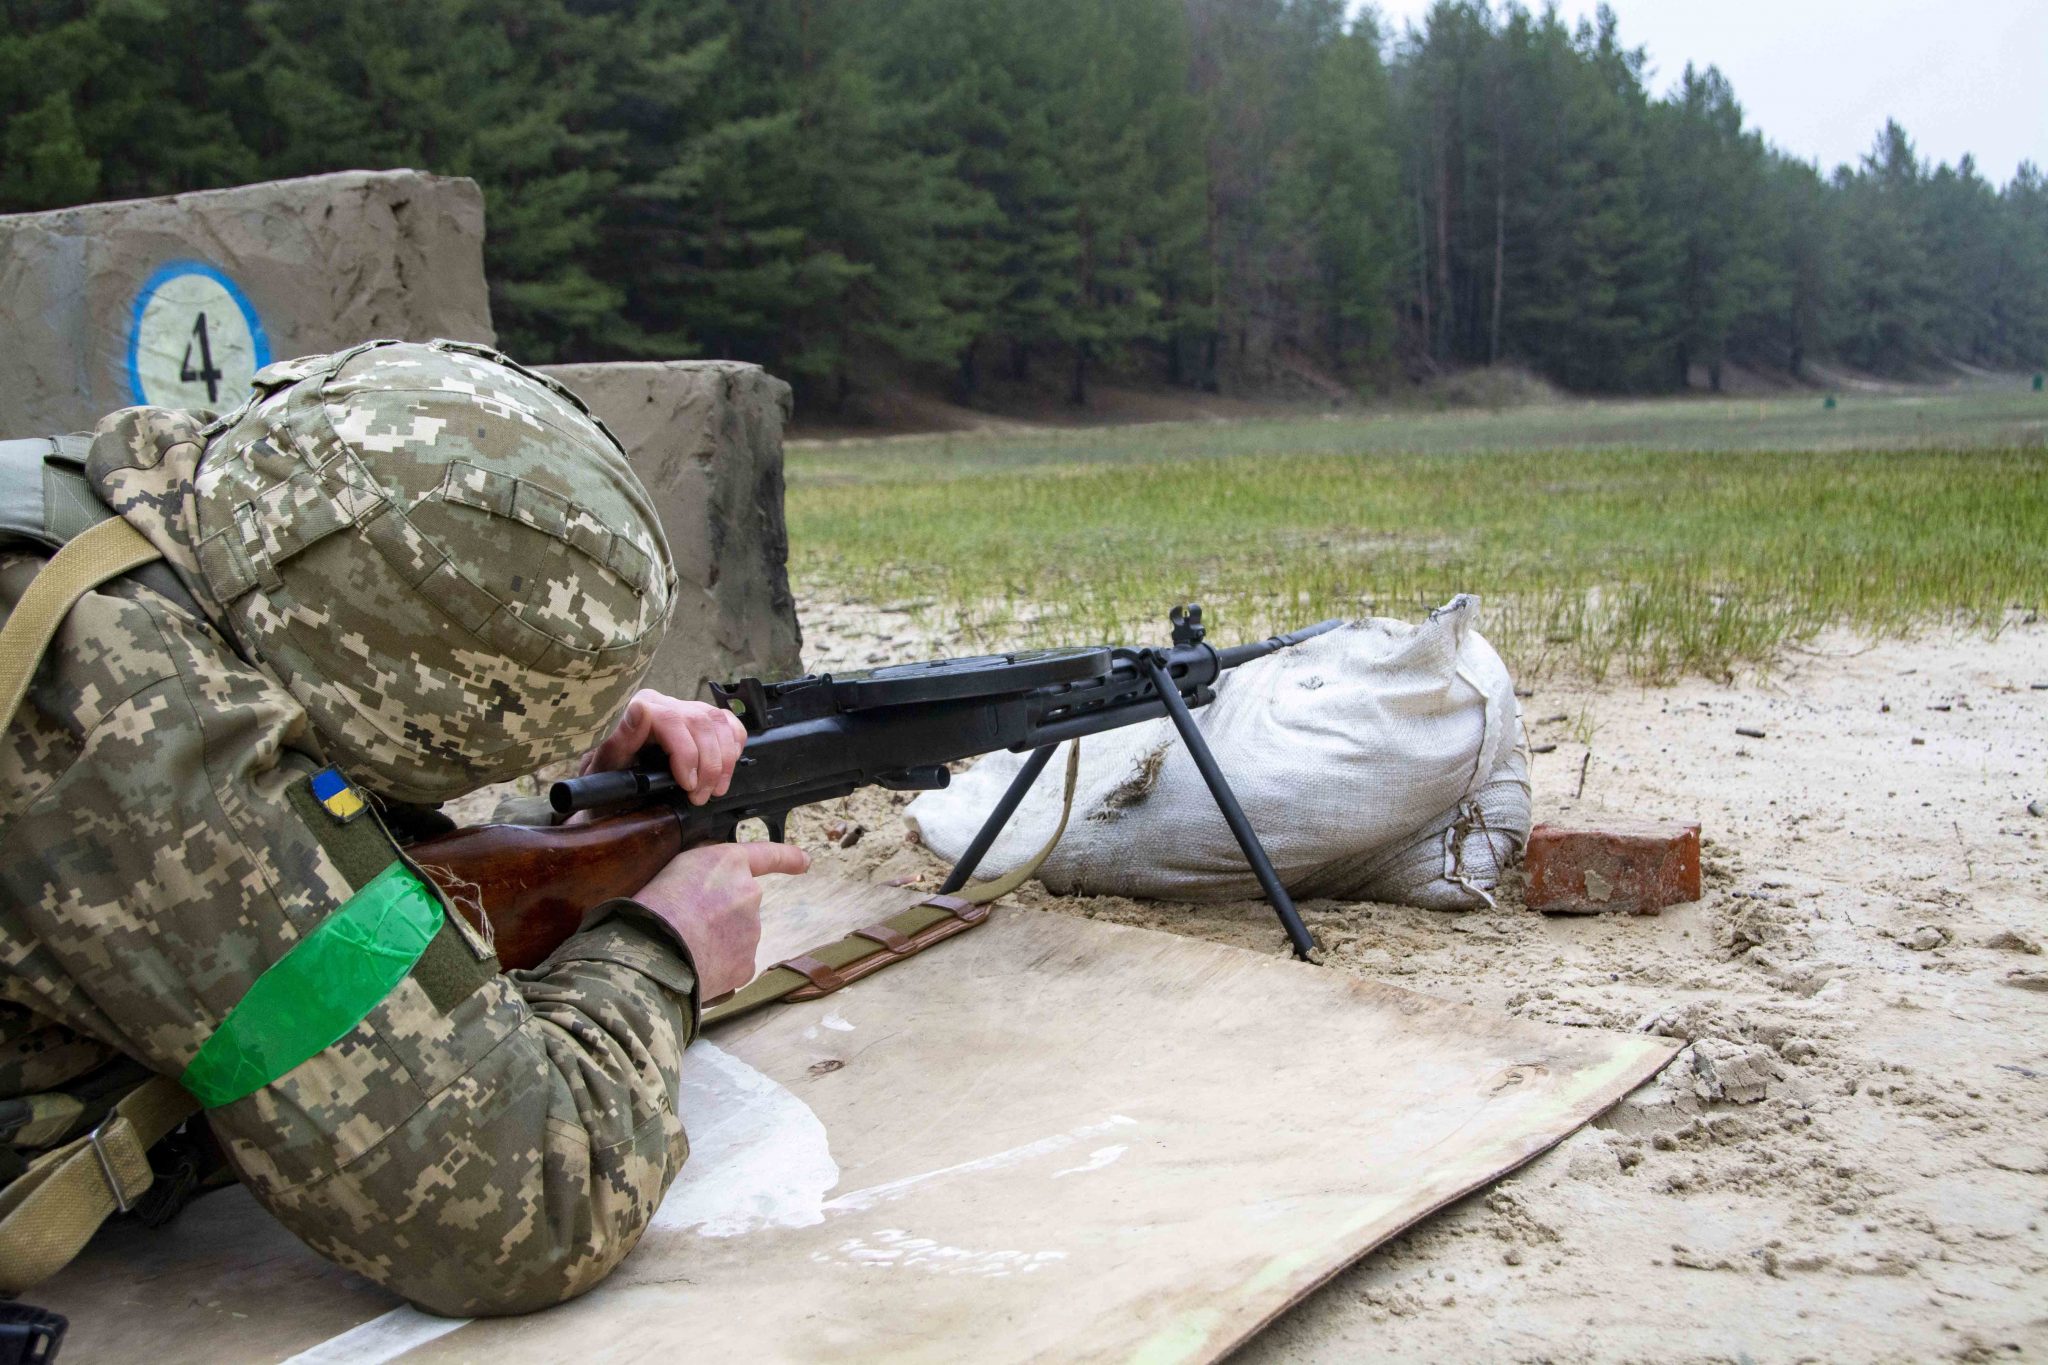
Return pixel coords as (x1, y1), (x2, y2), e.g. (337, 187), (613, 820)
(180, 312), (224, 403)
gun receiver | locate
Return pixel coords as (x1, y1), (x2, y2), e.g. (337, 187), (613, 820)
(410, 607), (1344, 969)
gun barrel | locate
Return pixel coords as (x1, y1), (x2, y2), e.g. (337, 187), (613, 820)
(1213, 618), (1346, 670)
(551, 766), (677, 813)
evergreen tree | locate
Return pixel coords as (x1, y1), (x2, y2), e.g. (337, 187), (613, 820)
(890, 0), (1085, 392)
(1735, 154), (1834, 377)
(1988, 163), (2048, 368)
(1921, 155), (2004, 363)
(1055, 0), (1206, 403)
(1288, 12), (1401, 370)
(1833, 121), (1942, 373)
(1498, 8), (1675, 389)
(1395, 0), (1491, 366)
(0, 0), (260, 212)
(1651, 65), (1776, 389)
(242, 0), (626, 358)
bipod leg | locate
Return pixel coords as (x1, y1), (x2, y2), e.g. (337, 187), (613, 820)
(1136, 653), (1318, 961)
(939, 743), (1059, 895)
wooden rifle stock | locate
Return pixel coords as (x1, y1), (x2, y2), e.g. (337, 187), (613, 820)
(405, 807), (697, 970)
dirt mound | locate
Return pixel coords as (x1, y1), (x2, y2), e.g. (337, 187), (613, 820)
(1802, 356), (2038, 395)
(787, 377), (1294, 442)
(1419, 364), (1564, 410)
(1685, 360), (1814, 394)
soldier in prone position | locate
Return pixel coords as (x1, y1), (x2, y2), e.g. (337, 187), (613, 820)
(0, 340), (808, 1314)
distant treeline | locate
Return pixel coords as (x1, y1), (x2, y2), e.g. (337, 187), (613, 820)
(5, 0), (2046, 400)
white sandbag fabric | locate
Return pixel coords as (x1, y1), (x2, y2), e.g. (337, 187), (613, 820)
(906, 595), (1531, 910)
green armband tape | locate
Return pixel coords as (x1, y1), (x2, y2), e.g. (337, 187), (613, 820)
(180, 861), (443, 1109)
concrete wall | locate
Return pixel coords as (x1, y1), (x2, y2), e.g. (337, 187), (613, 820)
(542, 361), (805, 694)
(2, 169), (803, 692)
(0, 170), (492, 435)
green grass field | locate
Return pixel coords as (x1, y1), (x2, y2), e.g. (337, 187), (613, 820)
(784, 390), (2048, 680)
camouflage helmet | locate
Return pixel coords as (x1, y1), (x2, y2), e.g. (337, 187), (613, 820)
(189, 339), (675, 805)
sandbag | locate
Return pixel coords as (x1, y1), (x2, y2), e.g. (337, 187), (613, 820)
(906, 595), (1531, 909)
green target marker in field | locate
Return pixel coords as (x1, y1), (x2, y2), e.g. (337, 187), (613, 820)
(127, 261), (271, 409)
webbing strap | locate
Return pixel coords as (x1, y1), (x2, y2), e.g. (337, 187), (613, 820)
(701, 742), (1082, 1028)
(948, 739), (1082, 904)
(0, 1076), (197, 1294)
(0, 516), (162, 735)
(704, 896), (990, 1027)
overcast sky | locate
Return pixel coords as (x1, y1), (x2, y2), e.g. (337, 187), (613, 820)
(1365, 0), (2047, 186)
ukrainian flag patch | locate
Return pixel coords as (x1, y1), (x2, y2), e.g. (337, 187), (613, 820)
(309, 766), (368, 823)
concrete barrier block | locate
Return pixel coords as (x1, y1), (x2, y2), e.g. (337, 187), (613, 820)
(0, 170), (492, 435)
(1, 170), (800, 704)
(539, 360), (804, 697)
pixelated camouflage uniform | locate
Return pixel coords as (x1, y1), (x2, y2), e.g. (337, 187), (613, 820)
(2, 341), (705, 1315)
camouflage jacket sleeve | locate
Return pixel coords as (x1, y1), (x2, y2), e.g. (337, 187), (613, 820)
(1, 552), (699, 1316)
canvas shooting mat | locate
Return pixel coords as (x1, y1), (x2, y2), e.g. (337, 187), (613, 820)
(35, 876), (1677, 1363)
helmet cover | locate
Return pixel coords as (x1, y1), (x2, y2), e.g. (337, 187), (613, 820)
(189, 339), (675, 804)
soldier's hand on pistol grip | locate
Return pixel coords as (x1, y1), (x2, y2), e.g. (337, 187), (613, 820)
(633, 842), (811, 999)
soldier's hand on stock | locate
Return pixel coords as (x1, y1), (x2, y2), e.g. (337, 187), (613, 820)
(635, 841), (810, 999)
(583, 688), (750, 804)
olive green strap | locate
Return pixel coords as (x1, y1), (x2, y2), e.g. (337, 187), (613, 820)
(0, 515), (162, 735)
(948, 739), (1081, 904)
(0, 1076), (198, 1294)
(704, 742), (1082, 1028)
(703, 895), (993, 1027)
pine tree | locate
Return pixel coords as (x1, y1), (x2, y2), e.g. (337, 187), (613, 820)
(1988, 163), (2048, 368)
(243, 0), (626, 359)
(1394, 0), (1492, 366)
(1501, 8), (1675, 389)
(1054, 0), (1207, 403)
(0, 0), (260, 212)
(1833, 121), (1942, 373)
(1734, 154), (1834, 377)
(1290, 12), (1401, 370)
(1921, 155), (2003, 363)
(1652, 65), (1777, 389)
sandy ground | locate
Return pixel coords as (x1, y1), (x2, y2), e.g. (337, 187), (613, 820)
(784, 601), (2048, 1362)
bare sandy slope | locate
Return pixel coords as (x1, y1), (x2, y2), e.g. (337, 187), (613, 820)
(791, 605), (2048, 1362)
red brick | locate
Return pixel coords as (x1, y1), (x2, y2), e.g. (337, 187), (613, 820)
(1524, 817), (1701, 915)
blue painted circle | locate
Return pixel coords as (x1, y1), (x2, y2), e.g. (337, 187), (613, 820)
(126, 260), (272, 407)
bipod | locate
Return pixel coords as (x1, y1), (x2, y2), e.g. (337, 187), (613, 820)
(940, 605), (1319, 961)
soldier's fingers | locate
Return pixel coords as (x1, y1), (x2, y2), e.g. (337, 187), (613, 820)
(588, 693), (656, 773)
(713, 711), (748, 796)
(698, 714), (743, 797)
(640, 707), (703, 797)
(742, 842), (811, 878)
(685, 710), (735, 790)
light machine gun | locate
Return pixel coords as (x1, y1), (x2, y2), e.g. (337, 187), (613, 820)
(410, 607), (1343, 970)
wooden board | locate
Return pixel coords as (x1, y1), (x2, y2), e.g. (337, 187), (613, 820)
(37, 879), (1676, 1363)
